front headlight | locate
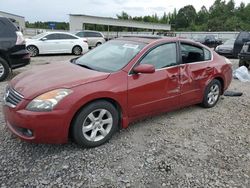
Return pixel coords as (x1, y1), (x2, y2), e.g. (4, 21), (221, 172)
(26, 89), (72, 111)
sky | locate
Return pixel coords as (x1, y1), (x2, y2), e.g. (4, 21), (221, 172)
(0, 0), (250, 22)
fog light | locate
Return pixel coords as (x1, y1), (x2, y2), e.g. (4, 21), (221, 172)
(26, 129), (33, 137)
(16, 127), (33, 137)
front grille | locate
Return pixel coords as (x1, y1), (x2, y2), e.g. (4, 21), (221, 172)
(4, 87), (24, 108)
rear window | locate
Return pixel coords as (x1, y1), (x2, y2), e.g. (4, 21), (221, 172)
(0, 18), (17, 38)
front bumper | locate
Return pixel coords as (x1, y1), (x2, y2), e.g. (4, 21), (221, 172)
(3, 105), (70, 144)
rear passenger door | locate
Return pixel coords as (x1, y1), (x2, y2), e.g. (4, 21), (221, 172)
(179, 42), (213, 106)
(57, 33), (78, 53)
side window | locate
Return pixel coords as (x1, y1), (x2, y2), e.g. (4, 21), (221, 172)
(85, 32), (101, 37)
(204, 49), (211, 61)
(76, 32), (84, 37)
(84, 32), (92, 37)
(93, 32), (102, 37)
(45, 34), (58, 40)
(181, 43), (205, 63)
(57, 34), (77, 40)
(140, 43), (177, 69)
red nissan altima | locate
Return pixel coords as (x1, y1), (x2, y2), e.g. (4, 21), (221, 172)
(3, 36), (232, 147)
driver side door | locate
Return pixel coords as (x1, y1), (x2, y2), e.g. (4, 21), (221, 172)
(127, 42), (181, 118)
(39, 33), (60, 53)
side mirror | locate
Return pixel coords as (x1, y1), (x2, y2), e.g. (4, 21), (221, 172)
(133, 64), (155, 74)
(41, 37), (47, 41)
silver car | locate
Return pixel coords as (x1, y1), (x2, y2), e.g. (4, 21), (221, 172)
(75, 30), (105, 48)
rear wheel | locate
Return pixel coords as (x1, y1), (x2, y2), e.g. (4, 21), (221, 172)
(201, 79), (221, 108)
(27, 45), (39, 57)
(239, 60), (249, 68)
(0, 57), (10, 81)
(72, 100), (119, 147)
(72, 46), (82, 55)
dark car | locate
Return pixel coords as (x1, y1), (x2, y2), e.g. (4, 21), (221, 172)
(3, 36), (232, 147)
(238, 41), (250, 68)
(215, 38), (235, 57)
(0, 16), (30, 81)
(233, 31), (250, 58)
(193, 35), (222, 48)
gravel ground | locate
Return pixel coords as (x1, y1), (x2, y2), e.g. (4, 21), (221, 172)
(0, 56), (250, 188)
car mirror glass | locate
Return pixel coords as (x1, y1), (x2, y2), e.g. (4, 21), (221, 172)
(41, 37), (47, 41)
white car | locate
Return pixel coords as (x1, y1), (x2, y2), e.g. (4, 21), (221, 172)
(75, 30), (106, 48)
(26, 32), (88, 57)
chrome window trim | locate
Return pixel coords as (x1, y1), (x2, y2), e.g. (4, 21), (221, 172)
(128, 41), (214, 76)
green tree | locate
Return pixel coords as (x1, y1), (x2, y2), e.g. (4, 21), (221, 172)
(175, 5), (197, 29)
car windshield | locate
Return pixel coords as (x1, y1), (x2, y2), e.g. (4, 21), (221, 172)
(31, 33), (47, 39)
(75, 40), (146, 72)
(224, 39), (235, 45)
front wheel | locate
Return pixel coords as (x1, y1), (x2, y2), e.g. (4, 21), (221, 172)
(0, 57), (10, 81)
(72, 100), (119, 147)
(27, 45), (39, 57)
(201, 79), (221, 108)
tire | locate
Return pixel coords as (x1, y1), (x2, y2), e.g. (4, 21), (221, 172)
(96, 42), (102, 47)
(72, 100), (119, 147)
(201, 79), (221, 108)
(239, 60), (249, 68)
(27, 45), (39, 57)
(0, 57), (10, 81)
(72, 46), (82, 55)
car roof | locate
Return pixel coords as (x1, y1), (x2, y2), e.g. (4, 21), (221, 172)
(45, 31), (75, 35)
(76, 30), (102, 33)
(116, 36), (199, 45)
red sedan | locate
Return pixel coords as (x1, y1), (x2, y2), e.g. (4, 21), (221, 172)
(3, 37), (232, 147)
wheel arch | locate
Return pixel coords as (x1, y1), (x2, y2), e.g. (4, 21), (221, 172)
(72, 45), (82, 53)
(213, 76), (224, 94)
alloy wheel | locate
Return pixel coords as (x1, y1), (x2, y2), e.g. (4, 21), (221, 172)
(73, 46), (82, 55)
(0, 63), (5, 78)
(27, 46), (38, 57)
(82, 109), (113, 142)
(207, 84), (220, 105)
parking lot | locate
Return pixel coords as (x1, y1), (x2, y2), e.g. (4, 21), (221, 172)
(0, 56), (250, 187)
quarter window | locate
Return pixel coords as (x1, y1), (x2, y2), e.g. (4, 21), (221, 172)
(140, 43), (177, 69)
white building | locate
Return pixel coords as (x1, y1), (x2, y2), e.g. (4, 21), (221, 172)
(69, 14), (171, 32)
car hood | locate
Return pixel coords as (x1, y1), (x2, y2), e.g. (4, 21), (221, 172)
(10, 61), (110, 99)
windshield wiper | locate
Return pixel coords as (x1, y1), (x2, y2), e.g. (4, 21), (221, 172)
(75, 63), (94, 70)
